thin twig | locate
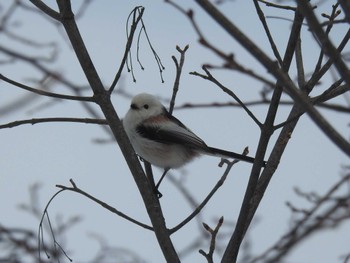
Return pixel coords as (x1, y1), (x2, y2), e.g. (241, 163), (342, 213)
(199, 216), (224, 263)
(305, 29), (349, 92)
(170, 156), (243, 234)
(38, 189), (71, 262)
(176, 97), (350, 114)
(109, 6), (145, 92)
(169, 45), (189, 114)
(253, 0), (283, 66)
(251, 173), (350, 263)
(257, 0), (297, 11)
(190, 66), (262, 128)
(312, 3), (341, 77)
(136, 8), (165, 83)
(165, 0), (275, 88)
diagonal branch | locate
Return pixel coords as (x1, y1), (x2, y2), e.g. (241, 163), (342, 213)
(305, 28), (350, 91)
(0, 117), (107, 129)
(56, 179), (153, 231)
(170, 158), (241, 234)
(257, 0), (297, 11)
(253, 0), (283, 66)
(0, 74), (94, 102)
(29, 0), (60, 21)
(165, 0), (275, 88)
(190, 67), (262, 128)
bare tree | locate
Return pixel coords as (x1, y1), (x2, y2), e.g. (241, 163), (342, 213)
(1, 0), (349, 262)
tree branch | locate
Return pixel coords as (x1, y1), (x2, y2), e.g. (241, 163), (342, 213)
(165, 0), (275, 88)
(253, 0), (283, 66)
(169, 45), (189, 114)
(251, 173), (350, 262)
(212, 5), (304, 261)
(0, 117), (107, 129)
(54, 1), (180, 261)
(29, 0), (60, 21)
(190, 67), (263, 128)
(170, 158), (240, 234)
(108, 6), (145, 93)
(0, 74), (94, 102)
(56, 179), (153, 231)
(199, 216), (224, 263)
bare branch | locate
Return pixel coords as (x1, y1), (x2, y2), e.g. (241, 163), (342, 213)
(165, 0), (275, 88)
(55, 1), (180, 261)
(216, 5), (304, 261)
(305, 28), (350, 92)
(251, 173), (350, 263)
(312, 3), (341, 79)
(196, 0), (350, 157)
(109, 6), (145, 93)
(169, 45), (189, 114)
(29, 0), (60, 21)
(257, 0), (296, 11)
(199, 216), (224, 263)
(0, 117), (107, 129)
(295, 36), (306, 89)
(0, 74), (94, 102)
(190, 67), (263, 128)
(38, 189), (71, 261)
(56, 179), (153, 231)
(170, 156), (243, 234)
(297, 0), (350, 88)
(339, 0), (350, 23)
(253, 0), (283, 66)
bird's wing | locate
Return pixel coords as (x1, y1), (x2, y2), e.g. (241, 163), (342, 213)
(136, 112), (208, 150)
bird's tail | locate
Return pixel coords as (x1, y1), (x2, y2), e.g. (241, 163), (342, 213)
(207, 146), (266, 167)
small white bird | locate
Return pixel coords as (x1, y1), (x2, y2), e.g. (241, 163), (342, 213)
(123, 93), (265, 190)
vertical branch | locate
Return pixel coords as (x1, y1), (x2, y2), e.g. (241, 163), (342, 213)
(169, 45), (189, 114)
(198, 4), (303, 261)
(53, 1), (180, 262)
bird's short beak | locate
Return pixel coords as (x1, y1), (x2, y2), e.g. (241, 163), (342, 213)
(130, 103), (138, 110)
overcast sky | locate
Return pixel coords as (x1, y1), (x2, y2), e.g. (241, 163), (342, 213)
(1, 1), (349, 262)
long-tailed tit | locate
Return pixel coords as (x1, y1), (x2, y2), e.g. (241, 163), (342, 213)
(123, 93), (265, 190)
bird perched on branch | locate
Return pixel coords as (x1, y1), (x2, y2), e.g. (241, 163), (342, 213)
(123, 93), (266, 193)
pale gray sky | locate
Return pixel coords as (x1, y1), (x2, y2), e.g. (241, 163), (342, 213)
(1, 1), (349, 262)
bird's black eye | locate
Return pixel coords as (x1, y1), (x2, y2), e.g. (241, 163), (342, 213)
(143, 104), (149, 109)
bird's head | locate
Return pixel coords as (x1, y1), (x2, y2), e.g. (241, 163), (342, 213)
(126, 93), (165, 123)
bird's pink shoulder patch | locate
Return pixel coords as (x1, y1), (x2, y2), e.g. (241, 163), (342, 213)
(144, 115), (168, 124)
